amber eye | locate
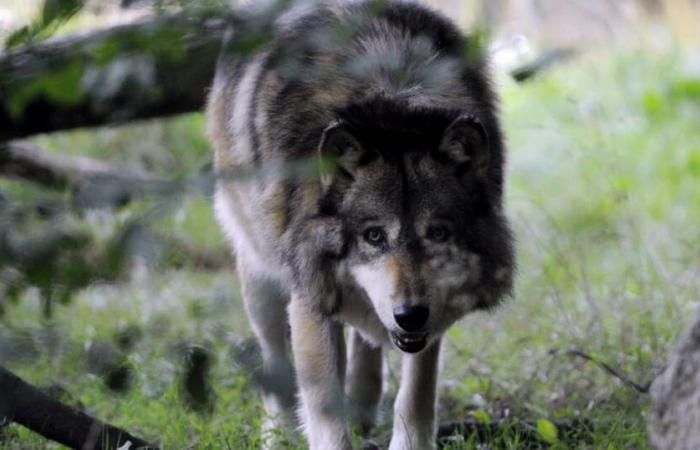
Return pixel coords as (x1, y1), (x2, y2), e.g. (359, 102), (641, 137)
(426, 225), (451, 243)
(363, 227), (387, 247)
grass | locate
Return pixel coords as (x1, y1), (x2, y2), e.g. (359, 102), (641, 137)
(2, 44), (700, 449)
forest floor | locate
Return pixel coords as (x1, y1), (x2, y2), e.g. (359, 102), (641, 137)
(2, 42), (700, 449)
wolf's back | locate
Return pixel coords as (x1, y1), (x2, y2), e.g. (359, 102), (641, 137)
(207, 1), (503, 188)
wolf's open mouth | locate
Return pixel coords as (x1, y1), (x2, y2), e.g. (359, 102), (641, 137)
(392, 332), (428, 353)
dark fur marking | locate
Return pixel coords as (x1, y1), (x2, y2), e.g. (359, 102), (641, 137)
(336, 97), (462, 156)
(249, 54), (273, 163)
(283, 182), (298, 231)
(454, 161), (472, 178)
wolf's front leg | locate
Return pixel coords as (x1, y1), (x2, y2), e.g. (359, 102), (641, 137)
(346, 329), (383, 435)
(238, 274), (296, 446)
(289, 295), (352, 450)
(389, 338), (441, 450)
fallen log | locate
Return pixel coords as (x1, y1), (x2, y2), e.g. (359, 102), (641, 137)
(0, 365), (155, 449)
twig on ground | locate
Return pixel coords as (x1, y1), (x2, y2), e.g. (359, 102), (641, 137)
(549, 348), (654, 394)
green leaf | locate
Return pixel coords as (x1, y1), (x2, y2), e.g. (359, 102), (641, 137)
(471, 409), (491, 425)
(4, 0), (84, 49)
(537, 418), (559, 444)
(670, 78), (700, 104)
(42, 0), (85, 25)
(5, 25), (34, 49)
(642, 90), (663, 116)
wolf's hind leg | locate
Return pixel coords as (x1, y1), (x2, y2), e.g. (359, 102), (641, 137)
(239, 274), (296, 436)
(346, 329), (383, 435)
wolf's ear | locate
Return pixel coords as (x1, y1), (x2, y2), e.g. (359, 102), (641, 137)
(318, 121), (365, 189)
(439, 115), (490, 178)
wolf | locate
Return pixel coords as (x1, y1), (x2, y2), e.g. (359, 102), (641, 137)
(206, 1), (514, 448)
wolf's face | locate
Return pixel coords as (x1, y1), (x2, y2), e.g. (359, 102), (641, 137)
(319, 102), (514, 353)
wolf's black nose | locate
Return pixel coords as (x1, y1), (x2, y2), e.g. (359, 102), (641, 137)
(393, 305), (429, 332)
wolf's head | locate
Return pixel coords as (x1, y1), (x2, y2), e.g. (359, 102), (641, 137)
(318, 99), (514, 353)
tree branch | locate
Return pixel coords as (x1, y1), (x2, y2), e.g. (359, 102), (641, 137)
(0, 141), (159, 190)
(0, 10), (232, 141)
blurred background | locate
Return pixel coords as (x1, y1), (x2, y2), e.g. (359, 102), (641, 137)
(1, 0), (699, 448)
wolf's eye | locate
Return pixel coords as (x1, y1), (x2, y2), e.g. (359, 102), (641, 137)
(363, 227), (387, 247)
(426, 225), (451, 243)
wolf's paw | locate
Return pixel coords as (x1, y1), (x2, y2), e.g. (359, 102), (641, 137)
(389, 432), (436, 450)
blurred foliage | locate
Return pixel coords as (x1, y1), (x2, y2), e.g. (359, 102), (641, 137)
(0, 191), (161, 318)
(0, 117), (229, 320)
(6, 59), (87, 119)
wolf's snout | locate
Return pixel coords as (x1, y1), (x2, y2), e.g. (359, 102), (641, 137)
(393, 305), (429, 331)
